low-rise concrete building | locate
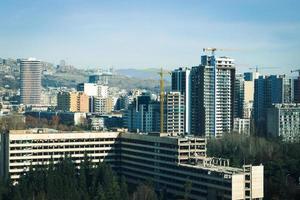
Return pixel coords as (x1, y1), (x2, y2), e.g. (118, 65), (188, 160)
(0, 129), (264, 200)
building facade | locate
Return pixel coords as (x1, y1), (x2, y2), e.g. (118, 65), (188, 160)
(57, 91), (89, 112)
(92, 96), (113, 114)
(294, 76), (300, 103)
(233, 118), (251, 136)
(191, 55), (235, 138)
(125, 94), (160, 133)
(267, 103), (300, 142)
(0, 129), (264, 200)
(253, 75), (294, 135)
(171, 67), (191, 134)
(166, 92), (185, 136)
(234, 74), (245, 119)
(77, 83), (108, 98)
(20, 58), (42, 105)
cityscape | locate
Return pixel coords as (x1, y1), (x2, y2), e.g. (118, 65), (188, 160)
(0, 1), (300, 200)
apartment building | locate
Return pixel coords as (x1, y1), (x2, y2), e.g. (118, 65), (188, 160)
(191, 55), (235, 138)
(253, 75), (294, 136)
(233, 118), (251, 136)
(171, 67), (191, 134)
(57, 91), (89, 112)
(125, 93), (160, 133)
(91, 96), (113, 114)
(77, 83), (108, 98)
(267, 103), (300, 142)
(20, 58), (42, 105)
(0, 129), (120, 181)
(0, 129), (264, 200)
(166, 91), (185, 136)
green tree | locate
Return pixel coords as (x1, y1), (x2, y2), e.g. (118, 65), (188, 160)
(120, 176), (129, 200)
(184, 179), (192, 200)
(133, 182), (158, 200)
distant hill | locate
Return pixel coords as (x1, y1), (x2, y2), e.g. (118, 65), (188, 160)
(0, 58), (170, 92)
(116, 68), (163, 80)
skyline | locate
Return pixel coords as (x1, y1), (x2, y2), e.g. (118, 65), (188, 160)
(1, 0), (300, 74)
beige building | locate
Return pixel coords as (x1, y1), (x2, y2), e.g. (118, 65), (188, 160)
(57, 91), (89, 112)
(243, 72), (259, 118)
(20, 58), (42, 105)
(1, 129), (264, 200)
(92, 96), (113, 114)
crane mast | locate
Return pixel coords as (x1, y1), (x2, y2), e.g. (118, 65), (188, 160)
(159, 68), (164, 133)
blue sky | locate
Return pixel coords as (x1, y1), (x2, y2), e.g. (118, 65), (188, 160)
(0, 0), (300, 73)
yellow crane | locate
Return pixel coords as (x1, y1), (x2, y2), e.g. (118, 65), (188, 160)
(158, 68), (171, 133)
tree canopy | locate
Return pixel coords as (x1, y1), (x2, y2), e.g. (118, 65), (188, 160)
(0, 157), (158, 200)
(207, 133), (300, 200)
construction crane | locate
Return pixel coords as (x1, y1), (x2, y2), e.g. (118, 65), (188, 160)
(249, 66), (279, 73)
(203, 48), (222, 56)
(291, 69), (300, 76)
(203, 47), (239, 56)
(158, 68), (171, 133)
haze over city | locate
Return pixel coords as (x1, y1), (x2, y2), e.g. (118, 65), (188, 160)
(1, 1), (300, 200)
(0, 0), (300, 73)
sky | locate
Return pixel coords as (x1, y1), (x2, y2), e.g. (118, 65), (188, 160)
(0, 0), (300, 74)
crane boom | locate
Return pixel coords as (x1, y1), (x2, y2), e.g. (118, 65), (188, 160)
(291, 69), (300, 76)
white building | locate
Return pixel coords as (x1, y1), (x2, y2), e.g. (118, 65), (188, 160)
(166, 91), (185, 136)
(0, 129), (264, 200)
(191, 55), (235, 138)
(233, 118), (251, 136)
(77, 83), (108, 98)
(267, 103), (300, 142)
(89, 117), (105, 131)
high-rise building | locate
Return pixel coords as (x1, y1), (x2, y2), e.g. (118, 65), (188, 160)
(243, 72), (259, 118)
(20, 58), (42, 105)
(233, 72), (258, 135)
(191, 55), (235, 138)
(115, 95), (129, 110)
(234, 72), (258, 119)
(294, 76), (300, 103)
(125, 93), (160, 133)
(253, 75), (294, 135)
(267, 103), (300, 142)
(171, 67), (191, 134)
(166, 92), (185, 136)
(234, 74), (245, 118)
(88, 71), (112, 85)
(57, 91), (89, 112)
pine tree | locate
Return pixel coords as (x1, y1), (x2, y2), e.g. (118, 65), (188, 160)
(120, 176), (129, 200)
(133, 182), (158, 200)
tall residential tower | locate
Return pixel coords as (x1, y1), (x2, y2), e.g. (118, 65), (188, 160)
(171, 67), (191, 134)
(20, 58), (42, 105)
(191, 55), (235, 138)
(253, 75), (294, 136)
